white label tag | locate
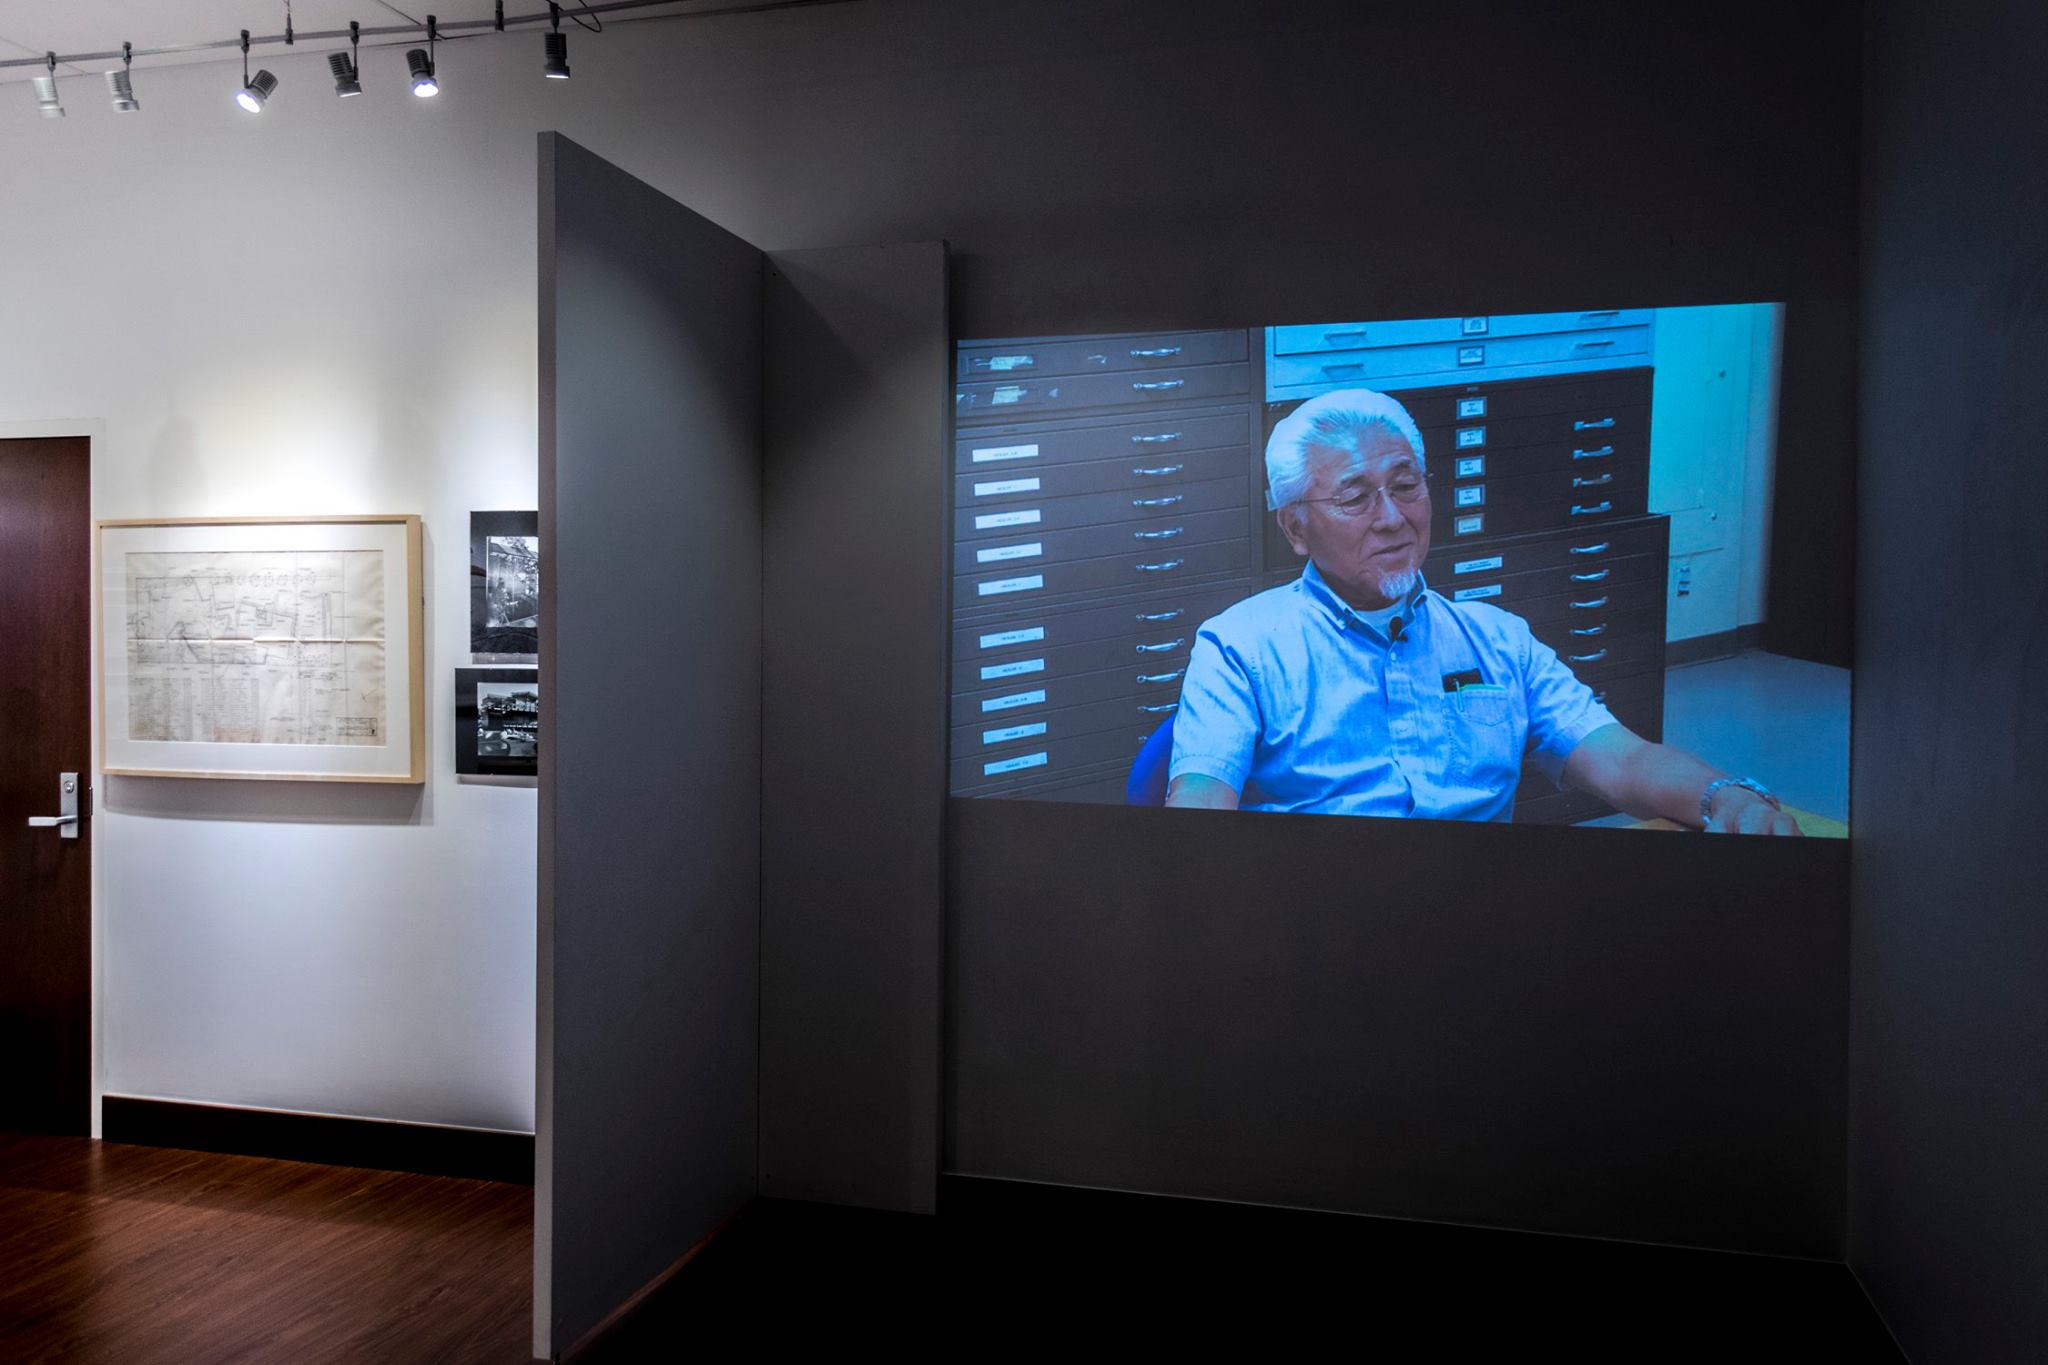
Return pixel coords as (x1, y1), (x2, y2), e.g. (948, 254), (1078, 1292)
(1461, 317), (1489, 336)
(973, 476), (1041, 496)
(1458, 345), (1485, 366)
(1457, 397), (1487, 418)
(1453, 555), (1503, 574)
(1454, 583), (1504, 601)
(977, 574), (1044, 597)
(982, 721), (1048, 746)
(984, 751), (1049, 776)
(989, 355), (1032, 372)
(1455, 486), (1485, 508)
(1455, 513), (1484, 535)
(976, 541), (1043, 564)
(971, 443), (1040, 464)
(979, 626), (1045, 649)
(1457, 426), (1486, 448)
(980, 689), (1046, 713)
(1455, 456), (1485, 479)
(991, 385), (1028, 406)
(974, 509), (1042, 530)
(979, 658), (1046, 681)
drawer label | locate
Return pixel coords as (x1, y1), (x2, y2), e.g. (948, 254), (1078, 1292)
(1456, 426), (1486, 448)
(977, 574), (1044, 597)
(984, 751), (1049, 776)
(1455, 455), (1485, 479)
(1452, 554), (1503, 574)
(987, 354), (1033, 372)
(1458, 345), (1485, 366)
(981, 689), (1047, 713)
(973, 476), (1041, 496)
(971, 442), (1040, 463)
(1454, 486), (1485, 507)
(979, 626), (1045, 649)
(979, 657), (1046, 681)
(974, 509), (1042, 530)
(991, 385), (1029, 406)
(1457, 397), (1488, 418)
(977, 541), (1043, 564)
(1454, 583), (1504, 602)
(1455, 513), (1485, 536)
(1461, 317), (1490, 336)
(982, 721), (1048, 746)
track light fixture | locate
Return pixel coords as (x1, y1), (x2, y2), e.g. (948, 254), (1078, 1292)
(33, 53), (63, 119)
(544, 5), (571, 79)
(408, 15), (440, 98)
(106, 42), (140, 112)
(330, 22), (362, 97)
(236, 31), (278, 112)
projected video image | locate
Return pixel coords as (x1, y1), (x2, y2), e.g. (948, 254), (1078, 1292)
(950, 306), (1850, 836)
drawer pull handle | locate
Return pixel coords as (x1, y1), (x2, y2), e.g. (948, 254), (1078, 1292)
(1573, 417), (1616, 431)
(1129, 346), (1183, 358)
(1137, 702), (1181, 715)
(1568, 648), (1609, 663)
(1134, 526), (1185, 540)
(1569, 597), (1610, 610)
(1132, 379), (1186, 392)
(1568, 541), (1611, 555)
(1569, 569), (1610, 582)
(1135, 638), (1187, 653)
(1135, 608), (1184, 622)
(1572, 445), (1614, 460)
(1130, 433), (1183, 445)
(1132, 463), (1184, 476)
(1574, 338), (1617, 350)
(1323, 330), (1371, 345)
(1132, 494), (1185, 508)
(1135, 559), (1184, 573)
(1137, 668), (1186, 684)
(1570, 501), (1613, 517)
(1570, 624), (1607, 637)
(1573, 472), (1613, 489)
(1579, 310), (1620, 320)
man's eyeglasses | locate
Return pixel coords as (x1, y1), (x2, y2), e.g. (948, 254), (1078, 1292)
(1294, 469), (1430, 518)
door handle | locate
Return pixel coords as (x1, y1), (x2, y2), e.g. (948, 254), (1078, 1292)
(29, 772), (82, 840)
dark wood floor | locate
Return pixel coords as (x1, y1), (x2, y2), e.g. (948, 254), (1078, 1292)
(0, 1134), (532, 1365)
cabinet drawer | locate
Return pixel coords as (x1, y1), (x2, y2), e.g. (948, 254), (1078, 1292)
(952, 658), (1190, 729)
(959, 627), (1197, 690)
(955, 507), (1244, 575)
(957, 443), (1249, 508)
(951, 721), (1158, 793)
(959, 537), (1251, 613)
(1547, 628), (1662, 682)
(1530, 605), (1663, 655)
(953, 691), (1185, 764)
(957, 362), (1251, 419)
(956, 474), (1249, 541)
(1433, 479), (1647, 541)
(1379, 369), (1653, 428)
(1270, 310), (1654, 357)
(1268, 327), (1649, 392)
(959, 330), (1246, 381)
(1425, 514), (1668, 578)
(1434, 551), (1663, 607)
(954, 584), (1250, 661)
(1421, 408), (1649, 474)
(1451, 574), (1663, 627)
(955, 409), (1251, 473)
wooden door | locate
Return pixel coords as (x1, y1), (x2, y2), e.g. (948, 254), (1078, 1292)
(0, 435), (93, 1134)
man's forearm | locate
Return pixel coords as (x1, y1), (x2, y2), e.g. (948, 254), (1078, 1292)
(1597, 739), (1724, 827)
(1165, 773), (1242, 810)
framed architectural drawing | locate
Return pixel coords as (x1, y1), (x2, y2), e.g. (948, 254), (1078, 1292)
(97, 515), (426, 782)
(470, 511), (539, 660)
(455, 668), (538, 777)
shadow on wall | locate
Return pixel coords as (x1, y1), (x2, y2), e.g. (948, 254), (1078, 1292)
(143, 415), (205, 512)
(103, 776), (426, 826)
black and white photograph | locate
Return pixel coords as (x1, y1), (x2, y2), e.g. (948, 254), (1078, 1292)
(455, 667), (539, 777)
(469, 510), (539, 659)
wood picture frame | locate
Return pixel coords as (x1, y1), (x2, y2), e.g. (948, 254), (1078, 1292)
(95, 515), (426, 782)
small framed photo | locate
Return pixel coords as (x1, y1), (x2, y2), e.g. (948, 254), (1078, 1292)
(471, 511), (539, 661)
(456, 668), (538, 777)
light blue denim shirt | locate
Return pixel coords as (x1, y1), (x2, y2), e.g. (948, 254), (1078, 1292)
(1168, 561), (1617, 819)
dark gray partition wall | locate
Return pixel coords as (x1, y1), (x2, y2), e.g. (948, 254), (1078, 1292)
(1852, 1), (2048, 1357)
(761, 245), (949, 1211)
(538, 133), (764, 1356)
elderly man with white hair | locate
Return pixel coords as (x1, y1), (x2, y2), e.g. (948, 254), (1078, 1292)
(1164, 387), (1800, 833)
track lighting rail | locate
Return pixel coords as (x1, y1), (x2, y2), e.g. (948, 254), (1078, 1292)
(0, 0), (847, 71)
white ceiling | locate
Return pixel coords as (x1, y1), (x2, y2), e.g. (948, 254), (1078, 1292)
(0, 0), (782, 81)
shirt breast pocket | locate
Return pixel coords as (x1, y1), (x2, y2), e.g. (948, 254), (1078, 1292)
(1446, 685), (1523, 789)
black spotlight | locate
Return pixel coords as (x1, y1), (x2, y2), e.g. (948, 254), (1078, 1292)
(408, 14), (440, 97)
(544, 32), (570, 80)
(236, 31), (277, 112)
(331, 23), (362, 96)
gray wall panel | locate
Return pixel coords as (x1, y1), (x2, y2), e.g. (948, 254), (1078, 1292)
(1852, 1), (2048, 1357)
(761, 244), (949, 1212)
(538, 132), (763, 1355)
